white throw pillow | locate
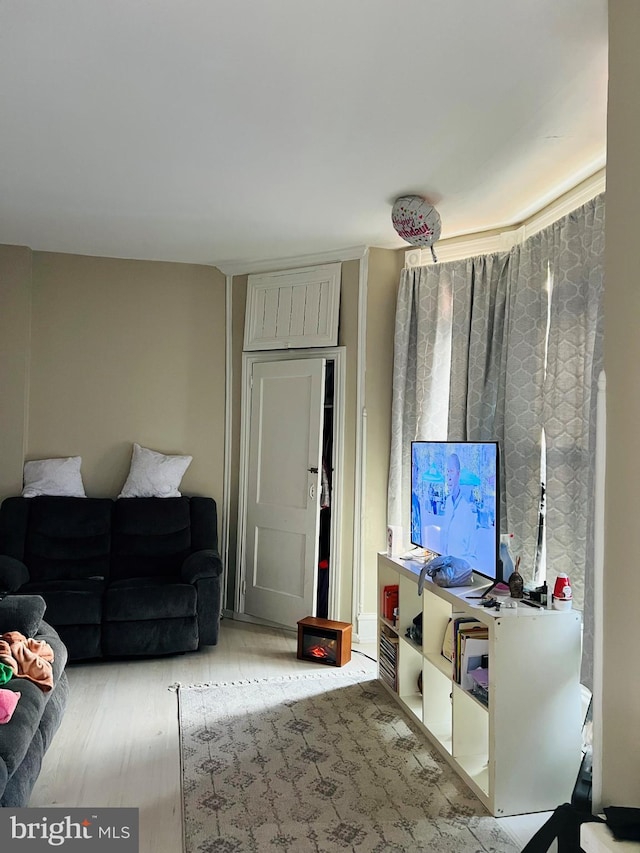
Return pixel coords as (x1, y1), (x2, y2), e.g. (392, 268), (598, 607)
(22, 456), (87, 498)
(118, 443), (192, 499)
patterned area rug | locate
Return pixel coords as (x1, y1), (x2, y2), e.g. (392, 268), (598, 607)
(177, 671), (519, 853)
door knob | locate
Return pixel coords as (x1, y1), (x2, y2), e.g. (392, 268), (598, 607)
(307, 467), (318, 474)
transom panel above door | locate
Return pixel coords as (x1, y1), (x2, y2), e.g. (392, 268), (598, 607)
(243, 263), (341, 351)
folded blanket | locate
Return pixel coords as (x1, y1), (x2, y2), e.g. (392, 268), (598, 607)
(0, 688), (20, 723)
(0, 631), (54, 692)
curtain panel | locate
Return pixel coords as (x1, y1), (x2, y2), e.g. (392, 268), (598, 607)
(541, 194), (605, 685)
(387, 261), (459, 537)
(388, 193), (605, 684)
(448, 248), (549, 574)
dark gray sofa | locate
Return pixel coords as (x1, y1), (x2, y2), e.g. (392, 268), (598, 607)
(0, 496), (222, 661)
(0, 594), (69, 807)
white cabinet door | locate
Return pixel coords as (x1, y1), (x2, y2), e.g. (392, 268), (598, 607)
(243, 263), (341, 351)
(243, 358), (326, 627)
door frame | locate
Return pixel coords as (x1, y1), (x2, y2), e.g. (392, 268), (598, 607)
(235, 346), (346, 626)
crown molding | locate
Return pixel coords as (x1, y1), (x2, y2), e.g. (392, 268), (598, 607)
(216, 244), (368, 277)
(520, 168), (606, 238)
(404, 232), (514, 268)
(406, 168), (606, 267)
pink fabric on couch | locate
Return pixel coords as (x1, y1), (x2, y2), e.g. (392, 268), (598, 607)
(0, 688), (20, 724)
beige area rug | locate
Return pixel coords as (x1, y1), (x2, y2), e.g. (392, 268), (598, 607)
(177, 671), (519, 853)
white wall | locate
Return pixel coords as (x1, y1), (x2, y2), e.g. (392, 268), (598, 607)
(600, 0), (640, 808)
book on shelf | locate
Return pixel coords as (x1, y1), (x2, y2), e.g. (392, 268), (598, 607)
(452, 618), (488, 683)
(382, 584), (399, 621)
(380, 622), (399, 640)
(379, 653), (397, 673)
(379, 670), (397, 692)
(379, 638), (398, 667)
(460, 636), (489, 691)
(379, 657), (396, 679)
(448, 617), (477, 676)
(379, 636), (398, 668)
(378, 622), (398, 691)
(378, 653), (397, 691)
(468, 666), (489, 706)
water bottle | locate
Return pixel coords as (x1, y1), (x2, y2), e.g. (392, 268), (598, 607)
(499, 533), (515, 582)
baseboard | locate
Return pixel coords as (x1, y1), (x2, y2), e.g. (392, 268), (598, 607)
(223, 609), (378, 644)
(355, 612), (377, 644)
(226, 611), (296, 634)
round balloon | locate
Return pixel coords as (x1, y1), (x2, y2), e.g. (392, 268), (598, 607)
(391, 195), (442, 249)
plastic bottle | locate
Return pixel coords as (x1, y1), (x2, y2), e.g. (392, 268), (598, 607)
(540, 582), (548, 607)
(552, 573), (572, 610)
(499, 533), (515, 581)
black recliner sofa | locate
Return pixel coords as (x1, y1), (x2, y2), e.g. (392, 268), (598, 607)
(0, 495), (222, 661)
(0, 594), (69, 806)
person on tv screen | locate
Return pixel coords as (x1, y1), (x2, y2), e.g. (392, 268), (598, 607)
(411, 490), (421, 546)
(442, 453), (477, 565)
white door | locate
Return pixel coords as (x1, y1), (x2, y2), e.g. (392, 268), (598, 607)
(243, 358), (326, 627)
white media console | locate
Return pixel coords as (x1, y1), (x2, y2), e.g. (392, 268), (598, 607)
(377, 551), (583, 817)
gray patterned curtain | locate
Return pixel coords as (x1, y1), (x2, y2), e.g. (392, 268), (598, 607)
(447, 249), (548, 574)
(387, 261), (461, 533)
(388, 194), (605, 686)
(541, 194), (605, 686)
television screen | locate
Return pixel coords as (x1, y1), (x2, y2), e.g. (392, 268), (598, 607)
(411, 441), (500, 582)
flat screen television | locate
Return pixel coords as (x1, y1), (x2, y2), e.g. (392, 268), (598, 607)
(411, 440), (503, 586)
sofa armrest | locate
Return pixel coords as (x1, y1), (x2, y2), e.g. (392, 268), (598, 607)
(0, 594), (46, 638)
(181, 549), (223, 584)
(0, 556), (29, 592)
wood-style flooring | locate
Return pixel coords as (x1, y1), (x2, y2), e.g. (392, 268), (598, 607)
(30, 618), (549, 852)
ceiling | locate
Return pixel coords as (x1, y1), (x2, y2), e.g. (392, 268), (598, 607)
(0, 1), (608, 271)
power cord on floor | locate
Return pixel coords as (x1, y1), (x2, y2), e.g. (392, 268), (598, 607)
(352, 648), (377, 663)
